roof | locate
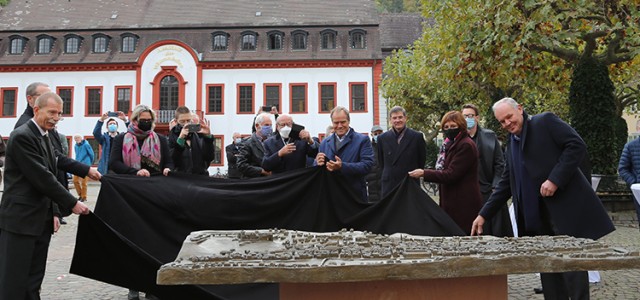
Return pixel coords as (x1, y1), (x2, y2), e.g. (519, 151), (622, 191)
(0, 0), (379, 31)
(378, 13), (426, 50)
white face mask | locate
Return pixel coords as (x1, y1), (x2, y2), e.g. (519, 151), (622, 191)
(235, 138), (242, 144)
(279, 126), (292, 139)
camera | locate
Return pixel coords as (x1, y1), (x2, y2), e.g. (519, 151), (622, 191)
(107, 111), (119, 117)
(187, 124), (201, 133)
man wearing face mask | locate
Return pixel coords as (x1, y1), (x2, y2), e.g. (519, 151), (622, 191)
(237, 113), (273, 178)
(226, 132), (243, 179)
(262, 114), (318, 174)
(462, 104), (512, 237)
(94, 111), (129, 175)
(365, 125), (384, 202)
(168, 106), (215, 176)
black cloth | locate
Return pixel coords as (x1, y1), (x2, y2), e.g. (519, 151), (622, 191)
(225, 143), (242, 179)
(70, 167), (465, 300)
(168, 126), (215, 176)
(377, 127), (426, 198)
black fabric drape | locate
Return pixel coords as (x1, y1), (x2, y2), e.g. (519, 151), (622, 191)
(70, 167), (464, 300)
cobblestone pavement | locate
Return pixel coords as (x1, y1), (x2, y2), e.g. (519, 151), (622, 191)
(31, 183), (640, 299)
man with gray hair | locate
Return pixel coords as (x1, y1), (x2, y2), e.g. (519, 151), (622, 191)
(237, 113), (273, 178)
(376, 106), (426, 198)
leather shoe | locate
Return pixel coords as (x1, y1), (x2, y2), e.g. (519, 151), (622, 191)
(59, 217), (67, 225)
(533, 287), (543, 294)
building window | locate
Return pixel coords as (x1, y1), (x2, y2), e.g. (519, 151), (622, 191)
(289, 83), (307, 113)
(86, 87), (102, 116)
(57, 87), (74, 116)
(237, 84), (254, 114)
(264, 84), (281, 111)
(1, 88), (17, 117)
(9, 36), (26, 54)
(37, 35), (54, 54)
(211, 135), (223, 166)
(349, 83), (367, 112)
(160, 75), (179, 110)
(115, 86), (132, 113)
(86, 137), (100, 165)
(292, 30), (308, 50)
(349, 29), (366, 49)
(64, 35), (82, 54)
(121, 33), (138, 53)
(212, 32), (229, 51)
(241, 31), (257, 51)
(207, 84), (224, 114)
(92, 34), (110, 53)
(267, 31), (284, 50)
(320, 30), (337, 49)
(319, 83), (337, 113)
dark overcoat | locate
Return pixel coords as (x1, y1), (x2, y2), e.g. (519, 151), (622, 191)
(377, 128), (426, 197)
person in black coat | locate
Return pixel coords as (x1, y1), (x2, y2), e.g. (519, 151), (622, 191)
(168, 107), (214, 176)
(225, 132), (243, 179)
(365, 125), (384, 202)
(0, 92), (91, 300)
(462, 103), (512, 237)
(237, 113), (273, 178)
(378, 106), (426, 198)
(262, 114), (318, 174)
(110, 104), (173, 177)
(472, 98), (615, 299)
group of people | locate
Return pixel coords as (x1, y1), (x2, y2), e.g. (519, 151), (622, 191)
(0, 80), (624, 300)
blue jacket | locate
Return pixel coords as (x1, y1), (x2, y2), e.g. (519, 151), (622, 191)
(93, 120), (127, 174)
(74, 140), (95, 166)
(317, 128), (374, 202)
(262, 132), (318, 173)
(619, 137), (640, 186)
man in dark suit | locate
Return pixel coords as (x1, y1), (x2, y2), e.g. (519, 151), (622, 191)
(315, 106), (374, 202)
(471, 97), (615, 299)
(462, 103), (512, 237)
(377, 106), (426, 198)
(262, 114), (318, 174)
(225, 132), (243, 179)
(0, 92), (92, 300)
(237, 113), (273, 178)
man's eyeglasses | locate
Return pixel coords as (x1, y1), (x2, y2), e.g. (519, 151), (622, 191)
(463, 114), (476, 118)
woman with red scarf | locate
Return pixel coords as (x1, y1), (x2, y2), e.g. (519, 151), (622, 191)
(109, 104), (173, 177)
(409, 111), (482, 235)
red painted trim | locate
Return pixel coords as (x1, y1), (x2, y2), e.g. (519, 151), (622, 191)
(318, 133), (326, 141)
(0, 64), (136, 73)
(151, 66), (186, 111)
(65, 136), (74, 159)
(348, 82), (368, 113)
(205, 84), (225, 115)
(372, 59), (382, 125)
(318, 82), (337, 114)
(201, 59), (374, 69)
(56, 86), (74, 117)
(84, 86), (103, 117)
(263, 83), (282, 112)
(196, 64), (203, 112)
(114, 85), (133, 114)
(236, 83), (255, 115)
(0, 87), (18, 118)
(135, 65), (141, 106)
(210, 134), (224, 167)
(288, 83), (308, 114)
(83, 135), (99, 165)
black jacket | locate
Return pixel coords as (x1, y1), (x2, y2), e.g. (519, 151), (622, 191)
(225, 142), (242, 179)
(237, 133), (266, 178)
(365, 140), (382, 202)
(109, 133), (174, 176)
(168, 127), (214, 176)
(377, 127), (426, 198)
(262, 132), (318, 174)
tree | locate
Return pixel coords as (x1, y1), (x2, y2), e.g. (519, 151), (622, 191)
(0, 0), (9, 7)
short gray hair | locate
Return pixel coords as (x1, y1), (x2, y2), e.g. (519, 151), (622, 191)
(34, 92), (62, 108)
(492, 97), (519, 112)
(26, 82), (49, 97)
(131, 104), (157, 122)
(255, 113), (271, 126)
(389, 106), (406, 117)
(330, 106), (350, 121)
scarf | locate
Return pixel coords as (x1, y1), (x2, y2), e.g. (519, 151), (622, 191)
(435, 137), (450, 170)
(122, 122), (162, 171)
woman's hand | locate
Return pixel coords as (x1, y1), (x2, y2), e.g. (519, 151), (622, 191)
(408, 169), (424, 178)
(136, 169), (150, 177)
(163, 168), (171, 176)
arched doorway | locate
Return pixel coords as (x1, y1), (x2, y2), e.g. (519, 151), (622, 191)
(151, 66), (186, 125)
(160, 75), (179, 110)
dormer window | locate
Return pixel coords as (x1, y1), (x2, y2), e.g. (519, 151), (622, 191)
(211, 31), (229, 51)
(267, 30), (284, 50)
(121, 33), (138, 53)
(37, 35), (55, 54)
(349, 29), (366, 49)
(291, 30), (308, 50)
(92, 34), (111, 53)
(241, 31), (257, 51)
(320, 29), (337, 49)
(64, 34), (83, 54)
(9, 35), (27, 54)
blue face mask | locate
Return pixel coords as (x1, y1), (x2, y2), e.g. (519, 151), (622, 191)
(465, 117), (476, 129)
(260, 125), (273, 138)
(372, 135), (378, 143)
(107, 124), (117, 132)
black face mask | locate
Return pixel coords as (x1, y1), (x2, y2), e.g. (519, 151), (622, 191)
(138, 120), (153, 131)
(443, 128), (460, 140)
